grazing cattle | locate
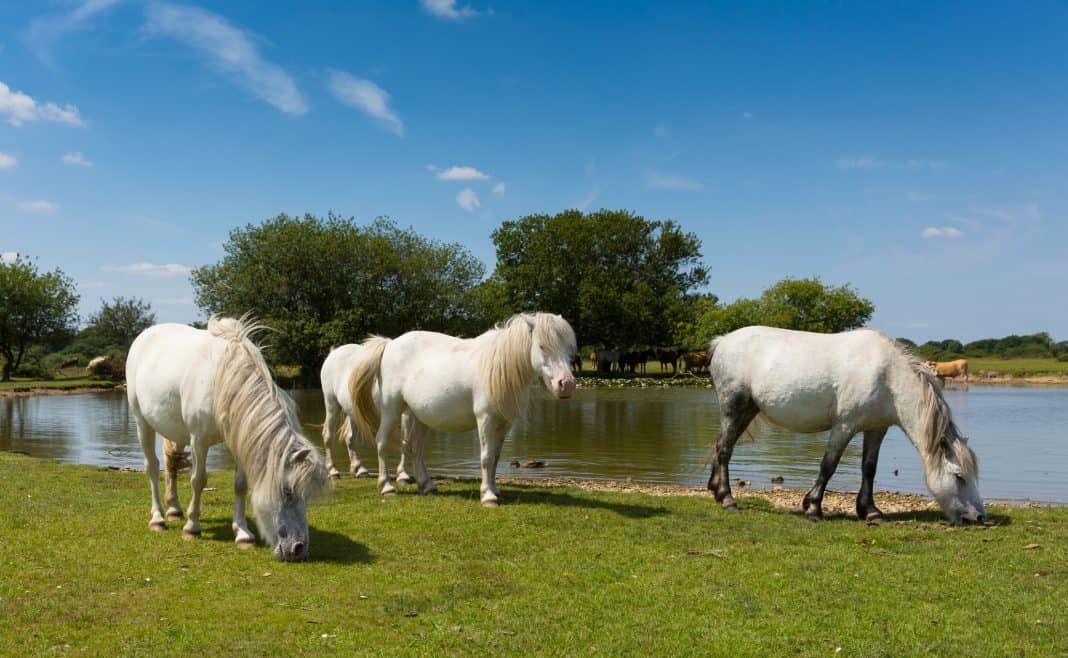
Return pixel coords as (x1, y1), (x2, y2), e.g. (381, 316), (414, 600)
(655, 347), (685, 374)
(596, 349), (620, 373)
(59, 357), (79, 369)
(570, 353), (583, 374)
(621, 349), (653, 375)
(681, 350), (710, 374)
(926, 359), (969, 382)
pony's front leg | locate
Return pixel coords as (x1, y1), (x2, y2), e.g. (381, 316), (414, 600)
(135, 416), (166, 531)
(476, 414), (507, 507)
(708, 395), (758, 511)
(405, 414), (435, 494)
(802, 425), (855, 520)
(182, 439), (210, 539)
(345, 417), (370, 478)
(232, 464), (255, 547)
(855, 428), (888, 521)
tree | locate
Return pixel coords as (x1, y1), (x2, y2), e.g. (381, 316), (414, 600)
(191, 214), (486, 377)
(489, 209), (708, 347)
(0, 255), (79, 381)
(86, 297), (156, 351)
(694, 277), (874, 342)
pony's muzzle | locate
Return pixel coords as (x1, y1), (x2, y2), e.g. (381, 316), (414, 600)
(274, 540), (309, 562)
(553, 376), (576, 399)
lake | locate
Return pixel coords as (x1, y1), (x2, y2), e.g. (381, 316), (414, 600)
(2, 385), (1066, 503)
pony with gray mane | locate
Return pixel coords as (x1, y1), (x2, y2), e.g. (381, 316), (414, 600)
(707, 326), (984, 524)
(321, 343), (414, 483)
(350, 313), (578, 507)
(126, 316), (329, 561)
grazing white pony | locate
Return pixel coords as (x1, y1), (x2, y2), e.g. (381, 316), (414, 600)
(350, 313), (577, 507)
(126, 317), (329, 561)
(320, 344), (413, 483)
(707, 326), (985, 524)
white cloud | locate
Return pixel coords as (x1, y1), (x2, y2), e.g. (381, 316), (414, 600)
(492, 182), (506, 198)
(144, 3), (307, 115)
(836, 155), (878, 170)
(326, 69), (402, 135)
(921, 226), (963, 240)
(420, 0), (480, 20)
(428, 164), (491, 181)
(456, 187), (480, 212)
(1, 252), (19, 264)
(0, 152), (16, 169)
(80, 279), (107, 289)
(578, 187), (600, 211)
(646, 170), (703, 191)
(27, 0), (123, 62)
(17, 200), (58, 214)
(61, 151), (93, 167)
(102, 262), (192, 277)
(0, 80), (84, 126)
(907, 159), (947, 170)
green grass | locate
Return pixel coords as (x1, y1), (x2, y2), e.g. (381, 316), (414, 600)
(967, 357), (1068, 377)
(0, 375), (114, 392)
(1, 453), (1065, 656)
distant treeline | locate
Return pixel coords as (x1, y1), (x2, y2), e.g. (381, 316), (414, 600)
(898, 333), (1068, 362)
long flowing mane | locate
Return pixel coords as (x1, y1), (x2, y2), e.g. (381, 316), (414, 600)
(209, 316), (327, 501)
(879, 331), (978, 478)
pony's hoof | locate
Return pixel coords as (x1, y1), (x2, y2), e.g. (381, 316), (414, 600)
(396, 474), (415, 485)
(420, 484), (438, 495)
(353, 467), (371, 478)
(805, 511), (823, 522)
(149, 521), (167, 532)
(181, 530), (202, 541)
(380, 485), (397, 497)
(235, 539), (255, 550)
(166, 511), (184, 521)
(864, 510), (885, 523)
(481, 498), (499, 508)
(329, 471), (342, 481)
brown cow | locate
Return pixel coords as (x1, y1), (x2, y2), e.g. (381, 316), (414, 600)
(681, 350), (711, 374)
(925, 359), (969, 382)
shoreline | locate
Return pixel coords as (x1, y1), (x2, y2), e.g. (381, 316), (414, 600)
(0, 384), (117, 398)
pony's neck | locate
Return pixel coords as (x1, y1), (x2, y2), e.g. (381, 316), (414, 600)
(889, 360), (933, 455)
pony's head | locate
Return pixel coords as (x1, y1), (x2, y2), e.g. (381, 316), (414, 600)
(915, 368), (985, 524)
(525, 313), (577, 399)
(252, 444), (329, 562)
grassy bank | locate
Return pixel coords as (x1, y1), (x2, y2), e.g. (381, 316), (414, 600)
(967, 357), (1068, 377)
(0, 376), (115, 393)
(1, 454), (1064, 656)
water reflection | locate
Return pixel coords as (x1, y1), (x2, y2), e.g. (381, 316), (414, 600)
(2, 386), (1066, 503)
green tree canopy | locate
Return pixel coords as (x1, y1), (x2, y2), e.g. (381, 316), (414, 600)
(86, 297), (157, 352)
(490, 209), (709, 348)
(690, 277), (874, 344)
(191, 214), (488, 376)
(0, 255), (80, 381)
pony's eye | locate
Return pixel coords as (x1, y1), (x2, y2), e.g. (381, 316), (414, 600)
(954, 474), (966, 485)
(283, 486), (294, 498)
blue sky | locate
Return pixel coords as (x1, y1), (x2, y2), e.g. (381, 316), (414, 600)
(1, 1), (1065, 342)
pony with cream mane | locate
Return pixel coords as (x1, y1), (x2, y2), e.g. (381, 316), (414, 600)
(126, 316), (329, 561)
(349, 313), (578, 507)
(320, 343), (413, 482)
(707, 326), (985, 524)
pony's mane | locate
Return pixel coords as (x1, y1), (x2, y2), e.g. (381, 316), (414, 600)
(209, 315), (327, 501)
(868, 329), (978, 478)
(477, 313), (576, 422)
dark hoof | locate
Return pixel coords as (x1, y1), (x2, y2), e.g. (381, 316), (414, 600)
(864, 510), (885, 523)
(329, 472), (342, 481)
(721, 497), (738, 512)
(149, 521), (167, 532)
(166, 511), (184, 521)
(181, 530), (201, 541)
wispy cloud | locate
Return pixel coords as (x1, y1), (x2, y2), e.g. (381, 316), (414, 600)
(0, 80), (84, 126)
(17, 200), (59, 214)
(326, 69), (402, 135)
(61, 151), (93, 167)
(836, 155), (879, 170)
(144, 3), (307, 115)
(456, 187), (480, 212)
(0, 152), (16, 170)
(1, 252), (19, 264)
(646, 170), (703, 191)
(27, 0), (123, 63)
(921, 226), (963, 240)
(80, 279), (107, 289)
(907, 159), (947, 170)
(420, 0), (480, 20)
(742, 111), (753, 119)
(492, 182), (506, 198)
(578, 187), (600, 211)
(427, 164), (491, 181)
(102, 262), (191, 277)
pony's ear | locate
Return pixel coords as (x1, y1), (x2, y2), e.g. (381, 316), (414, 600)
(290, 447), (312, 464)
(522, 314), (536, 329)
(945, 459), (963, 477)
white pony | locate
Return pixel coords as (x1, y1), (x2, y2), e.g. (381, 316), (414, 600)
(350, 313), (577, 507)
(126, 317), (329, 561)
(320, 343), (412, 483)
(707, 326), (985, 524)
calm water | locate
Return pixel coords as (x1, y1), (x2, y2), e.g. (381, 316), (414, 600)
(2, 386), (1066, 502)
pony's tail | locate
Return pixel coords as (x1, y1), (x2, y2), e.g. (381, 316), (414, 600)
(349, 336), (390, 445)
(708, 336), (723, 357)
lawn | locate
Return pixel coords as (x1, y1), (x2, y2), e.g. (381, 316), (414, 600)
(0, 376), (114, 392)
(0, 453), (1064, 656)
(966, 357), (1068, 377)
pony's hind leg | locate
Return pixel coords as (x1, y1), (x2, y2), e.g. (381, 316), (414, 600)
(405, 414), (436, 494)
(375, 405), (401, 496)
(322, 397), (342, 479)
(395, 412), (415, 485)
(345, 416), (370, 478)
(232, 464), (255, 547)
(709, 393), (759, 510)
(135, 416), (166, 531)
(855, 428), (889, 521)
(162, 438), (186, 521)
(182, 439), (210, 539)
(802, 424), (857, 520)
